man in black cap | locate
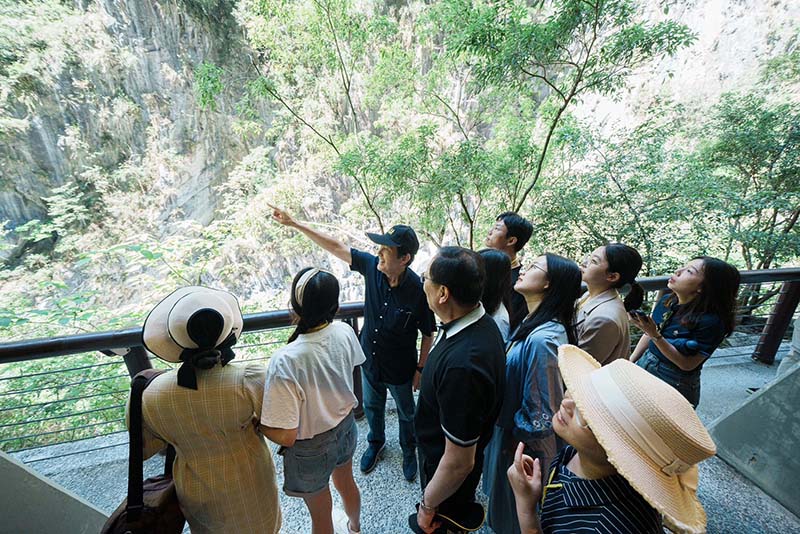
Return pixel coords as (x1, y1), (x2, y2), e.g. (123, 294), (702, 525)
(270, 205), (435, 482)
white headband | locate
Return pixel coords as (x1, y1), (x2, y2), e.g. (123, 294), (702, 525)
(591, 367), (691, 476)
(294, 268), (332, 307)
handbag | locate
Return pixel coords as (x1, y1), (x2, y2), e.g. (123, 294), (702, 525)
(101, 369), (186, 534)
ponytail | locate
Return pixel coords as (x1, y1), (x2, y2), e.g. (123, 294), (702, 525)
(288, 317), (311, 344)
(605, 243), (643, 310)
(622, 282), (645, 312)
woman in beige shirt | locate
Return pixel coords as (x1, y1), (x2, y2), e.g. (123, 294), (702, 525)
(134, 286), (281, 534)
(576, 243), (643, 364)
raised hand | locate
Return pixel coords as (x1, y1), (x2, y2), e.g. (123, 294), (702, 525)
(628, 312), (659, 339)
(507, 441), (542, 505)
(267, 203), (296, 227)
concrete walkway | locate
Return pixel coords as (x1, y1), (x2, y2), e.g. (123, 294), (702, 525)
(15, 347), (800, 533)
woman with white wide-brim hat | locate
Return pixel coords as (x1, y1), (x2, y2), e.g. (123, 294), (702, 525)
(134, 286), (281, 534)
(507, 345), (716, 534)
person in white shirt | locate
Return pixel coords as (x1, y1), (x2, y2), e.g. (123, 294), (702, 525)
(261, 268), (366, 534)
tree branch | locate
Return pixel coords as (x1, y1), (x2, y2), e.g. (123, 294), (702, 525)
(431, 93), (470, 142)
(594, 143), (654, 271)
(519, 67), (566, 101)
(315, 0), (359, 133)
(513, 4), (601, 211)
(250, 59), (340, 155)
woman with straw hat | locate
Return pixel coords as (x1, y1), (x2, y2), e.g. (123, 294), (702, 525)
(137, 286), (281, 534)
(507, 345), (716, 534)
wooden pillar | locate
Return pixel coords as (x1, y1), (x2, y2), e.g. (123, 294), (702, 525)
(752, 281), (800, 365)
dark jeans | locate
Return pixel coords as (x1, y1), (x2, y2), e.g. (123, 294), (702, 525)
(637, 350), (701, 408)
(361, 368), (416, 456)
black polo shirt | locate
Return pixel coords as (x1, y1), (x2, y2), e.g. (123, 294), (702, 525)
(509, 264), (529, 333)
(350, 248), (435, 385)
(415, 306), (505, 508)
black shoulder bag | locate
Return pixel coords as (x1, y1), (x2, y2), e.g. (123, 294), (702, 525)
(101, 369), (186, 534)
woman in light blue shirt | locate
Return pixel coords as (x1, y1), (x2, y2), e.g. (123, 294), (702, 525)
(483, 253), (582, 534)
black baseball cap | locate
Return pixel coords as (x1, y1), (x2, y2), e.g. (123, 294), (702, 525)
(366, 225), (420, 255)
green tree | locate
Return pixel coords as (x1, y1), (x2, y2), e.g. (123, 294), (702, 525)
(702, 93), (800, 271)
(235, 0), (694, 247)
(422, 0), (696, 212)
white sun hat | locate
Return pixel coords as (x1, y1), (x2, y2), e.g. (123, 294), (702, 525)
(142, 286), (243, 363)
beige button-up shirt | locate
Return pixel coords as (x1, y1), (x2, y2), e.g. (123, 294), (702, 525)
(575, 289), (630, 365)
(132, 362), (281, 534)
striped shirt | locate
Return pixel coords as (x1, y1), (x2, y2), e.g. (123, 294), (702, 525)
(540, 446), (662, 534)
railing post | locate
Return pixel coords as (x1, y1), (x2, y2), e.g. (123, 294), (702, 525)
(752, 281), (800, 365)
(120, 346), (153, 377)
(344, 318), (365, 420)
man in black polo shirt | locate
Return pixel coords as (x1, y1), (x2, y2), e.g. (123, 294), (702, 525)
(270, 206), (434, 481)
(485, 211), (533, 333)
(414, 247), (505, 533)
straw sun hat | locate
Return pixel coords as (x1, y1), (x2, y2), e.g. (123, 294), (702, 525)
(557, 345), (716, 534)
(142, 286), (243, 363)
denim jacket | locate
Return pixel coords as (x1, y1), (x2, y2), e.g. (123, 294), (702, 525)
(648, 294), (726, 367)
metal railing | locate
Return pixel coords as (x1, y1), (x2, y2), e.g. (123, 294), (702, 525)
(0, 270), (798, 463)
(0, 303), (363, 461)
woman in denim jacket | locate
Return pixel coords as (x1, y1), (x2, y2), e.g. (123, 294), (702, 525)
(483, 253), (582, 534)
(630, 256), (739, 407)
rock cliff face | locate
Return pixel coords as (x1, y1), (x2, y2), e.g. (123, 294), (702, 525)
(577, 0), (800, 125)
(0, 0), (266, 232)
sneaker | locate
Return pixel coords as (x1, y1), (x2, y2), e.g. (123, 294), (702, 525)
(333, 508), (361, 534)
(360, 443), (385, 473)
(402, 452), (418, 482)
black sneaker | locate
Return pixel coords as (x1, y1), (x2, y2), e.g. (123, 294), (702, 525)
(360, 443), (385, 473)
(403, 452), (418, 482)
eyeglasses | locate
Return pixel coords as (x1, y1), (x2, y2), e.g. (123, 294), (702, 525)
(524, 263), (548, 277)
(421, 273), (433, 284)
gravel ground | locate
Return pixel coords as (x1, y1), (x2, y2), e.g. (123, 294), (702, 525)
(14, 345), (800, 533)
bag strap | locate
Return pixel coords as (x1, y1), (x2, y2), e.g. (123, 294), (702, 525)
(126, 368), (170, 521)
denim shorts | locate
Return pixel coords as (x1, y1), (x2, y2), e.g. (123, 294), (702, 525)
(280, 412), (357, 496)
(637, 350), (701, 408)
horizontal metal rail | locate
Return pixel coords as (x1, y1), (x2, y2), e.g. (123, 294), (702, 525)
(0, 404), (126, 428)
(0, 389), (129, 412)
(24, 440), (128, 463)
(0, 302), (363, 364)
(2, 270), (799, 364)
(0, 419), (125, 445)
(9, 428), (127, 454)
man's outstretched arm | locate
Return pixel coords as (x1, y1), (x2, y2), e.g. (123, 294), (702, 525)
(269, 204), (352, 265)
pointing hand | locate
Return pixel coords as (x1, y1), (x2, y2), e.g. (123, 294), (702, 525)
(268, 203), (296, 227)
